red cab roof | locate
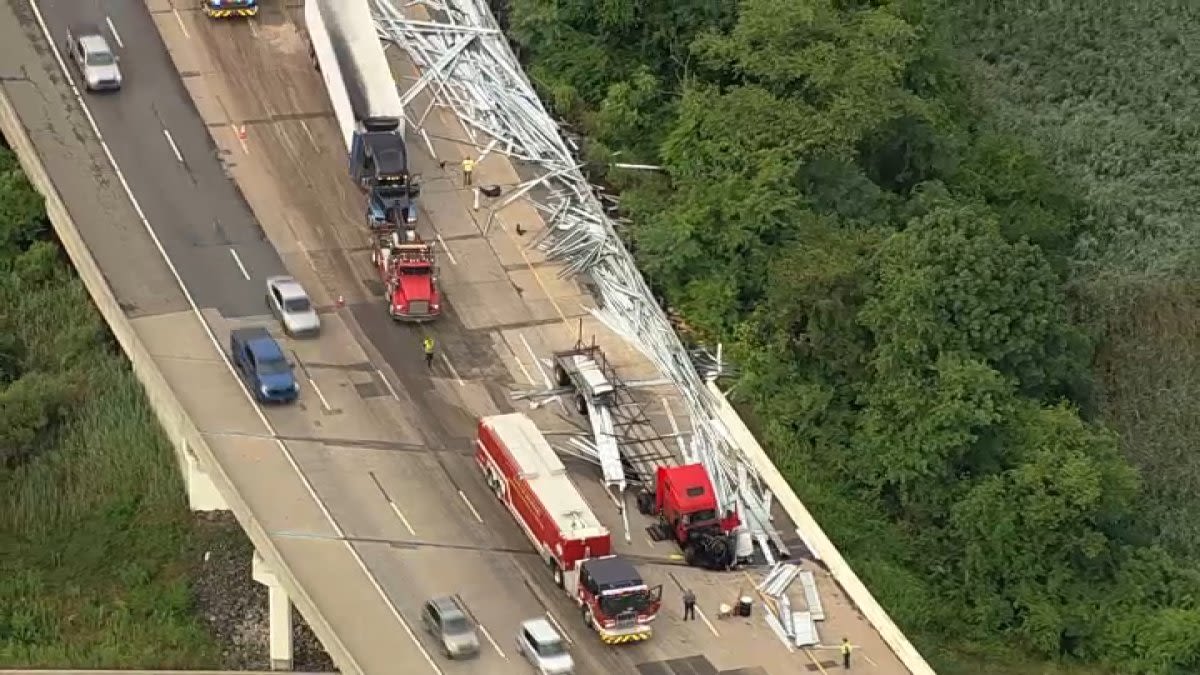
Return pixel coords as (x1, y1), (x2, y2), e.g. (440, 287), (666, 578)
(660, 463), (717, 513)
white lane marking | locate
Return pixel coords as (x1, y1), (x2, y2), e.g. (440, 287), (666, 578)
(299, 120), (319, 151)
(440, 352), (464, 386)
(228, 248), (251, 280)
(104, 16), (123, 48)
(457, 489), (483, 523)
(388, 500), (417, 536)
(477, 623), (505, 659)
(519, 333), (550, 387)
(520, 332), (566, 413)
(376, 367), (400, 400)
(511, 349), (534, 385)
(436, 234), (457, 265)
(306, 374), (332, 412)
(173, 8), (190, 38)
(25, 4), (442, 673)
(248, 18), (259, 38)
(235, 124), (250, 155)
(697, 606), (720, 637)
(544, 611), (573, 645)
(162, 128), (184, 163)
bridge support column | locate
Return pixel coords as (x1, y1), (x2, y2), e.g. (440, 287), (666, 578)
(184, 447), (227, 511)
(252, 551), (294, 671)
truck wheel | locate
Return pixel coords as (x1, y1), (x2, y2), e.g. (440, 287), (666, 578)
(554, 363), (570, 387)
(636, 491), (655, 516)
(552, 562), (564, 588)
(684, 543), (699, 567)
(582, 605), (594, 629)
(575, 393), (589, 416)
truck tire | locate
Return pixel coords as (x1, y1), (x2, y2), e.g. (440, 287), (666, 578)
(554, 363), (570, 387)
(636, 490), (655, 516)
(582, 604), (595, 629)
(575, 393), (589, 416)
(552, 561), (564, 588)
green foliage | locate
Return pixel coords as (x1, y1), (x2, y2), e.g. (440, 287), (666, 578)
(508, 0), (1200, 671)
(0, 144), (223, 666)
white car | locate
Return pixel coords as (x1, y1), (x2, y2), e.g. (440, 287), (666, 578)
(516, 618), (573, 675)
(266, 276), (320, 337)
(65, 25), (123, 92)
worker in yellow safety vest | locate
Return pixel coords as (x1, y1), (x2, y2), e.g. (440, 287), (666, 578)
(423, 336), (435, 369)
(461, 157), (475, 187)
(841, 637), (852, 669)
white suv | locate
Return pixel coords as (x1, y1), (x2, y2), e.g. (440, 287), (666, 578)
(516, 618), (573, 675)
(65, 25), (122, 92)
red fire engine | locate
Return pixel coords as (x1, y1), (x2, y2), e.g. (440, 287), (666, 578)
(370, 226), (441, 321)
(476, 413), (663, 644)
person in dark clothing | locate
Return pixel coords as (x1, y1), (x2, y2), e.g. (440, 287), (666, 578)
(682, 589), (696, 621)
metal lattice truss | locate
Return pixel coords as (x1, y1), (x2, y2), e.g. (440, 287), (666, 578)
(371, 0), (786, 561)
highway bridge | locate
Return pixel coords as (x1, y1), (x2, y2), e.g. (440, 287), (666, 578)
(0, 1), (934, 674)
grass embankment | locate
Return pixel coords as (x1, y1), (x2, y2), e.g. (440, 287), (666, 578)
(948, 0), (1200, 560)
(0, 144), (226, 667)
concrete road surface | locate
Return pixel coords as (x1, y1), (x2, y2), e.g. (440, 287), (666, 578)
(33, 0), (286, 317)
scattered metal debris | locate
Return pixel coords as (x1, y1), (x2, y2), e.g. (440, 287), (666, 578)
(371, 0), (780, 558)
(758, 563), (826, 648)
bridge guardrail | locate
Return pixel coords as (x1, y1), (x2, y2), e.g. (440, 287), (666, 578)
(708, 382), (936, 675)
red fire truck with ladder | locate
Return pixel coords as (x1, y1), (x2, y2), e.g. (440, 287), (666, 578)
(369, 225), (441, 321)
(476, 413), (663, 644)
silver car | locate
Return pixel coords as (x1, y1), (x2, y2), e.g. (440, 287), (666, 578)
(421, 596), (480, 659)
(516, 618), (574, 675)
(266, 276), (320, 337)
(65, 26), (122, 91)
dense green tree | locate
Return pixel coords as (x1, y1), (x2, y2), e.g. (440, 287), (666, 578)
(506, 0), (1200, 671)
(861, 205), (1086, 397)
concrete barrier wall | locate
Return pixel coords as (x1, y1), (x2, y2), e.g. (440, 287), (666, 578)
(0, 671), (337, 674)
(708, 382), (937, 675)
(0, 88), (359, 675)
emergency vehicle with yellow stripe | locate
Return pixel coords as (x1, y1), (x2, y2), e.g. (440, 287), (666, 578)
(201, 0), (258, 19)
(476, 413), (663, 644)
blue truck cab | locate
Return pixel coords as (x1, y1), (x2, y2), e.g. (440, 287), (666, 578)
(230, 327), (298, 404)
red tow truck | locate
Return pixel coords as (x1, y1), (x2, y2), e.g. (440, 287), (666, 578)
(369, 225), (441, 321)
(476, 413), (663, 645)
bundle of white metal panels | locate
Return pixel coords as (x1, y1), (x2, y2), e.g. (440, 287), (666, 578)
(758, 563), (825, 648)
(368, 0), (780, 557)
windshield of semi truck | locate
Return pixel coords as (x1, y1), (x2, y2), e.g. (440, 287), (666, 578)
(376, 185), (409, 199)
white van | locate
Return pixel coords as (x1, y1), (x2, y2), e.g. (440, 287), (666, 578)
(516, 617), (574, 675)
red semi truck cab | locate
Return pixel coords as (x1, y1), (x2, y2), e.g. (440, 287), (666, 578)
(371, 229), (441, 321)
(476, 413), (662, 644)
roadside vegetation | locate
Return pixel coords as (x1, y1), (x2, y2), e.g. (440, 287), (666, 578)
(0, 142), (225, 667)
(501, 0), (1200, 672)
